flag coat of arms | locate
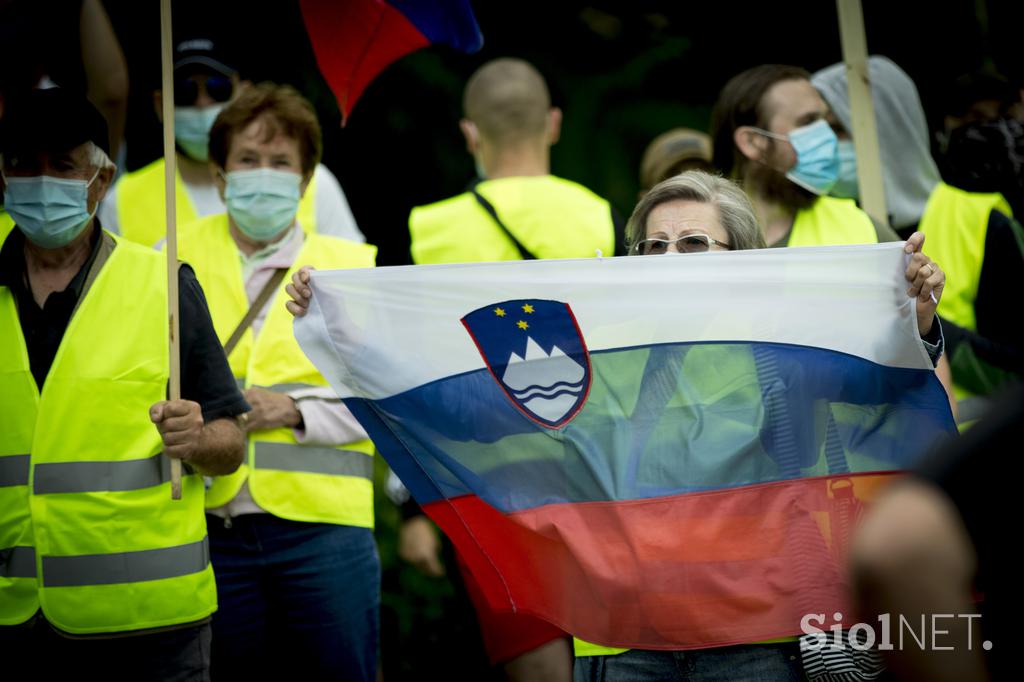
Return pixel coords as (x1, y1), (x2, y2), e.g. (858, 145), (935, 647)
(294, 244), (956, 649)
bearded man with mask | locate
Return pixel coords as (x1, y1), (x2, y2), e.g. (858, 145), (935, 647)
(710, 64), (899, 248)
(0, 89), (247, 678)
(98, 35), (363, 247)
(171, 83), (380, 681)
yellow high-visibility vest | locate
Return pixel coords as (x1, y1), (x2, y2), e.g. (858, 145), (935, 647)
(919, 182), (1011, 334)
(409, 175), (616, 264)
(789, 196), (878, 247)
(918, 182), (1013, 400)
(0, 210), (14, 243)
(115, 157), (318, 247)
(177, 214), (377, 526)
(0, 233), (214, 634)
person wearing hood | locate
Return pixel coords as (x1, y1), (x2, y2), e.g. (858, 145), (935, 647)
(710, 64), (899, 249)
(813, 57), (1022, 417)
(97, 35), (364, 248)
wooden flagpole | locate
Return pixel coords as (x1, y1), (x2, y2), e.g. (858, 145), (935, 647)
(160, 0), (183, 500)
(836, 0), (889, 227)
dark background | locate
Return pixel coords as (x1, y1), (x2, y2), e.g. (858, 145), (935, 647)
(6, 1), (1017, 677)
(102, 0), (1024, 268)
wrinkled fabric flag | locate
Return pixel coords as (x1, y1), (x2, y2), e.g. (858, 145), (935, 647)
(299, 0), (483, 123)
(294, 243), (956, 649)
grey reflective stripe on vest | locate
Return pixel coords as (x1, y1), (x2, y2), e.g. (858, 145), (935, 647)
(33, 453), (171, 494)
(260, 383), (320, 394)
(41, 536), (209, 588)
(0, 454), (30, 488)
(0, 546), (36, 579)
(254, 442), (373, 479)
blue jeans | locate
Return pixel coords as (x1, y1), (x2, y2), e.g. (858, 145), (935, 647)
(207, 515), (380, 682)
(574, 644), (803, 682)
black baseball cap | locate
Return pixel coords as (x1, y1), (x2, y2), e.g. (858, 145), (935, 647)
(174, 37), (236, 77)
(1, 88), (110, 158)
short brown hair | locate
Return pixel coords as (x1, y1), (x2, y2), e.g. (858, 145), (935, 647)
(209, 82), (322, 177)
(463, 58), (550, 145)
(710, 64), (810, 178)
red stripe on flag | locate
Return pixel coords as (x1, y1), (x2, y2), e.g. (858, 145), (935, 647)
(424, 471), (900, 649)
(299, 0), (429, 123)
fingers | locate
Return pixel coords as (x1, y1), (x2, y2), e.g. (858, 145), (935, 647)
(904, 231), (925, 254)
(286, 268), (313, 320)
(905, 254), (938, 297)
(159, 412), (203, 437)
(150, 399), (199, 423)
(917, 265), (945, 303)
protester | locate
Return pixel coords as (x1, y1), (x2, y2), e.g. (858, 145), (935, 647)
(573, 170), (947, 680)
(852, 384), (1022, 681)
(710, 64), (898, 247)
(98, 34), (363, 247)
(939, 71), (1024, 220)
(393, 56), (635, 681)
(0, 88), (246, 679)
(637, 127), (714, 197)
(409, 57), (621, 263)
(813, 56), (1023, 418)
(0, 0), (129, 158)
(172, 82), (380, 681)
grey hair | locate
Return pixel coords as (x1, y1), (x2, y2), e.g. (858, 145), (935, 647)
(86, 142), (116, 173)
(625, 170), (766, 253)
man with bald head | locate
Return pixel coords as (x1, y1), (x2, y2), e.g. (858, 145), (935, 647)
(409, 57), (620, 263)
(403, 57), (620, 682)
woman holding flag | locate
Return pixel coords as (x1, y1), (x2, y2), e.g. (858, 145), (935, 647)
(284, 170), (950, 680)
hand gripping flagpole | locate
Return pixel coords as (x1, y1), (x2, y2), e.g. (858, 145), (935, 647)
(160, 0), (183, 500)
(836, 0), (889, 228)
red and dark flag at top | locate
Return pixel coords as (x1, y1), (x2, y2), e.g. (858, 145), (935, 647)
(298, 0), (484, 124)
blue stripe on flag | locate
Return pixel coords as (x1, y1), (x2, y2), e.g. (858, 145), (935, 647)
(348, 341), (955, 512)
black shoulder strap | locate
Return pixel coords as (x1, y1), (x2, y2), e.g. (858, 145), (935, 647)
(470, 187), (538, 260)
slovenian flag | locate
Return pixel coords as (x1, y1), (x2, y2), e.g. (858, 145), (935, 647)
(294, 243), (956, 649)
(299, 0), (484, 122)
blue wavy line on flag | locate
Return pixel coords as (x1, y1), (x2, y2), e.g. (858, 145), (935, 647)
(511, 379), (587, 399)
(345, 340), (956, 513)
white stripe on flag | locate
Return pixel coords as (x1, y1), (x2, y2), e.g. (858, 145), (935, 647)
(294, 243), (931, 400)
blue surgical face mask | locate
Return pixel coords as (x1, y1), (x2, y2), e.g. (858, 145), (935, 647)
(830, 139), (859, 199)
(223, 168), (302, 241)
(757, 119), (839, 195)
(3, 170), (100, 248)
(174, 104), (224, 161)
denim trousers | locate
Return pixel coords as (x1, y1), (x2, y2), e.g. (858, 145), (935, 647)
(574, 643), (803, 682)
(207, 514), (380, 682)
(0, 615), (211, 681)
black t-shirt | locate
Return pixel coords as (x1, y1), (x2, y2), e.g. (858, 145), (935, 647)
(916, 385), (1023, 680)
(0, 225), (248, 421)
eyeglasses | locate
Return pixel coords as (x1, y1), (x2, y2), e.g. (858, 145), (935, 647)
(174, 75), (234, 106)
(630, 234), (732, 255)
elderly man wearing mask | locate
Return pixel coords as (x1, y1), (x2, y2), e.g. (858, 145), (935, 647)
(812, 56), (1022, 420)
(710, 64), (899, 248)
(99, 35), (363, 248)
(0, 88), (246, 679)
(171, 82), (380, 681)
